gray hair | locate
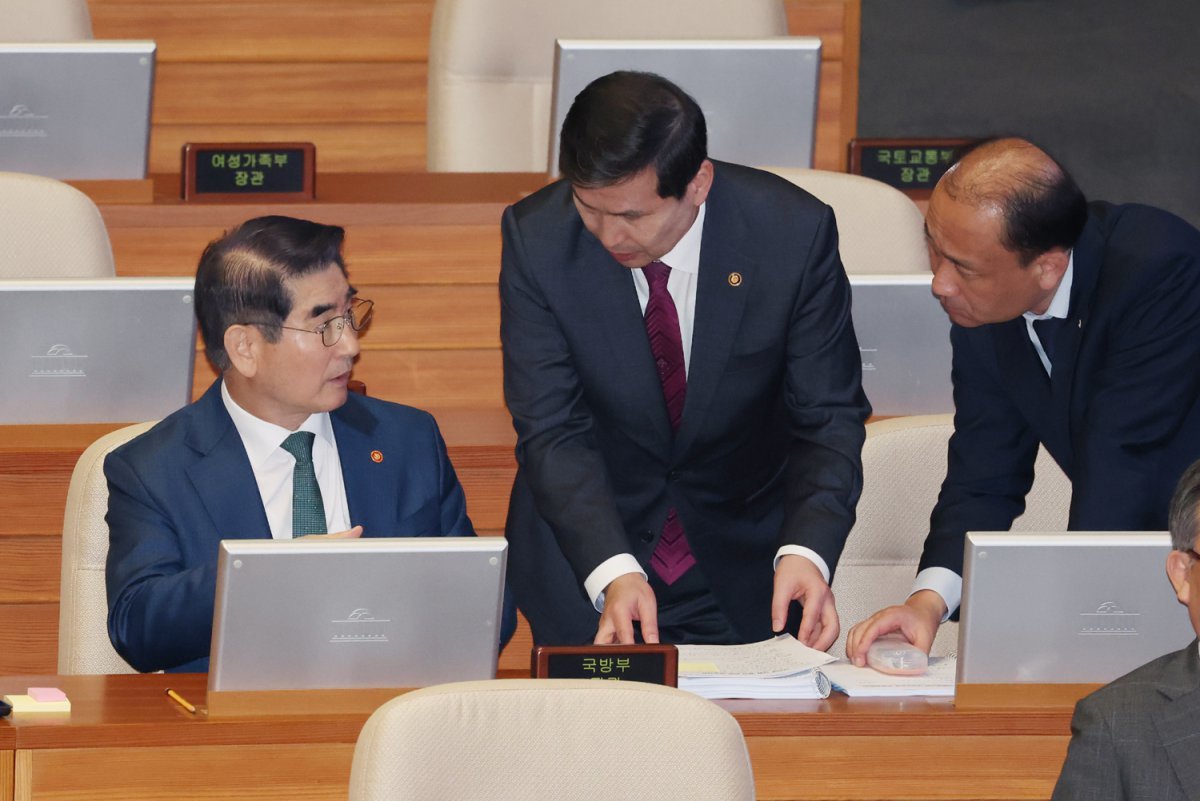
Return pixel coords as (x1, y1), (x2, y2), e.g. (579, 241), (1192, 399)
(1167, 459), (1200, 551)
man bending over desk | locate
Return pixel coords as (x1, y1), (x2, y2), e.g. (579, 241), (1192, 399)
(105, 215), (515, 673)
(846, 138), (1200, 664)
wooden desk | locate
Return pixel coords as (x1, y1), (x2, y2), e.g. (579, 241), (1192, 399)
(0, 674), (1073, 801)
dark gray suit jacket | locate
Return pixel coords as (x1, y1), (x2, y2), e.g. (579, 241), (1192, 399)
(1053, 640), (1200, 800)
(499, 161), (870, 645)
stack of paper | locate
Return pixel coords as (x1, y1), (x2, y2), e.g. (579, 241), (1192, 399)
(2, 687), (71, 715)
(820, 655), (957, 697)
(676, 634), (835, 699)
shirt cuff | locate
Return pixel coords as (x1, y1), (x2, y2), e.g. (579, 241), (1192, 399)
(773, 546), (831, 584)
(911, 567), (962, 622)
(584, 554), (647, 612)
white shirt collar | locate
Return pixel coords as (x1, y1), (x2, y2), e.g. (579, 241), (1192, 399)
(659, 202), (705, 274)
(220, 380), (334, 469)
(1023, 250), (1075, 323)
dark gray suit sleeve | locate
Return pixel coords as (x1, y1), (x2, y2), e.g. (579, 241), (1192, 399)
(777, 205), (870, 567)
(499, 207), (632, 582)
(1051, 695), (1124, 801)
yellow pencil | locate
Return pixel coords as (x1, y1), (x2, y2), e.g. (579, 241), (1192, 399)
(165, 688), (197, 714)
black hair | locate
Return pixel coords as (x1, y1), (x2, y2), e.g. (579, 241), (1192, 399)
(952, 138), (1089, 265)
(558, 70), (707, 199)
(194, 215), (346, 371)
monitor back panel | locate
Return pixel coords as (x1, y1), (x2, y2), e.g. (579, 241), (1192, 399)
(0, 278), (196, 424)
(209, 537), (508, 692)
(550, 38), (821, 175)
(958, 532), (1196, 684)
(0, 41), (155, 179)
(850, 275), (953, 416)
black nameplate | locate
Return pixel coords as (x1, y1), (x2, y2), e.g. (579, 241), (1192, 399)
(532, 644), (678, 686)
(848, 138), (978, 199)
(182, 142), (315, 202)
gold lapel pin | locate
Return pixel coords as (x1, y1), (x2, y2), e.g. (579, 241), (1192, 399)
(727, 272), (743, 287)
(370, 450), (384, 463)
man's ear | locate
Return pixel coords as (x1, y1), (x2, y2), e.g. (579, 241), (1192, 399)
(1033, 247), (1070, 292)
(688, 159), (715, 207)
(1166, 550), (1192, 605)
(223, 324), (260, 379)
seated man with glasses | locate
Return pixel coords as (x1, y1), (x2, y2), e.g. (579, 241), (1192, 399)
(105, 215), (515, 673)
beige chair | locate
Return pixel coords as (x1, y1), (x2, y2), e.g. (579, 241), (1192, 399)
(58, 422), (156, 674)
(426, 0), (788, 172)
(766, 168), (928, 274)
(0, 172), (116, 278)
(830, 414), (1071, 658)
(0, 0), (92, 39)
(349, 679), (755, 801)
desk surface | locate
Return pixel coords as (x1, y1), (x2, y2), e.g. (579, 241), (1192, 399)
(0, 672), (1074, 746)
(0, 673), (1074, 801)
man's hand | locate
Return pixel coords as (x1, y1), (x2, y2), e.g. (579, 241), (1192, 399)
(845, 589), (946, 667)
(299, 525), (363, 541)
(771, 554), (839, 651)
(594, 573), (659, 645)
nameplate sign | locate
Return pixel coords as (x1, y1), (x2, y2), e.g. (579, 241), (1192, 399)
(182, 142), (315, 202)
(848, 138), (977, 199)
(532, 644), (678, 686)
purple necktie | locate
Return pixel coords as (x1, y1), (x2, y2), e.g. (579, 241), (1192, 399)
(642, 261), (696, 585)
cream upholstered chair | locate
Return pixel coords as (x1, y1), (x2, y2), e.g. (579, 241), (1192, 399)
(766, 168), (928, 274)
(0, 172), (116, 278)
(349, 679), (755, 801)
(0, 0), (92, 39)
(829, 414), (1071, 658)
(58, 422), (156, 674)
(426, 0), (788, 172)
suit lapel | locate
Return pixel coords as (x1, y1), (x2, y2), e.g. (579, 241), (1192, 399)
(1049, 216), (1103, 441)
(675, 214), (752, 459)
(331, 394), (387, 533)
(575, 238), (675, 448)
(184, 382), (271, 539)
(1153, 642), (1200, 798)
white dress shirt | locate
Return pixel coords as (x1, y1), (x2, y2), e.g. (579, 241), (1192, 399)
(911, 252), (1075, 619)
(583, 203), (831, 609)
(221, 382), (351, 539)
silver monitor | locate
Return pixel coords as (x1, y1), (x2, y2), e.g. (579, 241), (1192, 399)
(0, 277), (196, 424)
(850, 274), (953, 416)
(208, 537), (508, 693)
(550, 38), (821, 176)
(0, 41), (155, 179)
(958, 531), (1195, 684)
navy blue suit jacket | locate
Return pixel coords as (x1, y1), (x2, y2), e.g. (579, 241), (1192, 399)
(500, 162), (870, 645)
(923, 203), (1200, 576)
(106, 380), (515, 672)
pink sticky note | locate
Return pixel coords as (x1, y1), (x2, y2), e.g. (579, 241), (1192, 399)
(27, 687), (67, 703)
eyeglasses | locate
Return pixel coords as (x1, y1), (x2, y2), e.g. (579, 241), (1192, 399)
(263, 298), (374, 347)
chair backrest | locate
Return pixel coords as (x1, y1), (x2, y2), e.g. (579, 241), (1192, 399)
(426, 0), (788, 172)
(0, 0), (92, 40)
(58, 421), (156, 674)
(830, 414), (1071, 658)
(0, 172), (115, 278)
(349, 679), (756, 801)
(766, 168), (928, 274)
